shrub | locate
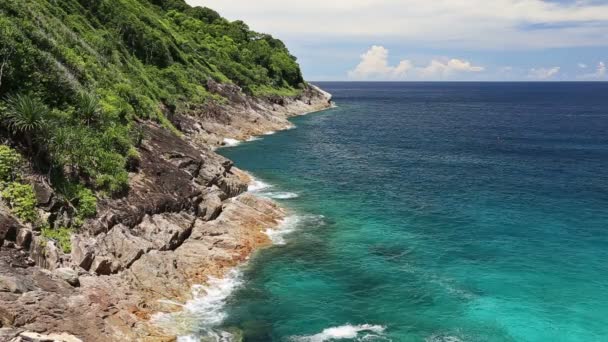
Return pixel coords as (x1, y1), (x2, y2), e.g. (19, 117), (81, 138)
(0, 145), (22, 183)
(3, 94), (49, 135)
(75, 186), (96, 220)
(41, 226), (72, 253)
(1, 182), (38, 223)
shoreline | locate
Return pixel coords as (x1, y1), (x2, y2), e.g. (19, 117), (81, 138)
(0, 84), (333, 342)
(152, 103), (336, 340)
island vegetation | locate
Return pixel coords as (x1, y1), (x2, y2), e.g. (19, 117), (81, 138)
(0, 0), (306, 239)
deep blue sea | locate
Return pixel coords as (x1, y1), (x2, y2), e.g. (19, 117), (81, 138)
(211, 82), (608, 342)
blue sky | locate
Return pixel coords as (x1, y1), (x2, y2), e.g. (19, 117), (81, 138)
(186, 0), (608, 81)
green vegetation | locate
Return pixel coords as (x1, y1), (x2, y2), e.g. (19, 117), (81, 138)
(0, 0), (306, 198)
(0, 145), (39, 223)
(1, 181), (38, 223)
(0, 145), (22, 183)
(42, 226), (73, 253)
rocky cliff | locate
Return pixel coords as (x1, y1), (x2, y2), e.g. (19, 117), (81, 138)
(0, 84), (332, 341)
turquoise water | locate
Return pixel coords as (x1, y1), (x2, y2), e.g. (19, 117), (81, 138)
(215, 83), (608, 341)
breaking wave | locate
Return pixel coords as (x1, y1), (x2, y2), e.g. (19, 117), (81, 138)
(291, 324), (387, 342)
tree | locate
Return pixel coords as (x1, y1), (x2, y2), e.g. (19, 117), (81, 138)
(0, 20), (16, 91)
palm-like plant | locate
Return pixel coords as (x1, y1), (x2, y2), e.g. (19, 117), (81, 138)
(2, 94), (49, 150)
(76, 92), (101, 126)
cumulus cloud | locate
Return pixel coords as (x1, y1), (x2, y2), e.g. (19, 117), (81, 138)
(187, 0), (608, 49)
(580, 61), (607, 79)
(348, 46), (484, 80)
(527, 67), (561, 80)
(348, 46), (413, 79)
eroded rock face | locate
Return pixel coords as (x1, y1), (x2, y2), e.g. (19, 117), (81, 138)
(0, 84), (332, 341)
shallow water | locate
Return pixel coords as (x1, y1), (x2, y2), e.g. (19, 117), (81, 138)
(207, 82), (608, 341)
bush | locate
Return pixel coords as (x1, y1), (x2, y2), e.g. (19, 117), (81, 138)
(0, 145), (22, 183)
(41, 226), (72, 253)
(1, 182), (38, 223)
(75, 186), (97, 220)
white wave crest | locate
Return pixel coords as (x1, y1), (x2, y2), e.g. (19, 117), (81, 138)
(264, 130), (277, 135)
(151, 269), (243, 340)
(292, 324), (386, 342)
(425, 334), (463, 342)
(263, 191), (299, 200)
(246, 136), (262, 142)
(223, 138), (241, 147)
(248, 179), (272, 192)
(265, 214), (325, 245)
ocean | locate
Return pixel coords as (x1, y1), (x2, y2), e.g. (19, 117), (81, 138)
(198, 82), (608, 341)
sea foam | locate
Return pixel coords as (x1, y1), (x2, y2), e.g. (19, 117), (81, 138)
(151, 269), (243, 341)
(222, 138), (241, 147)
(263, 191), (300, 199)
(248, 179), (272, 192)
(291, 324), (386, 342)
(265, 213), (325, 245)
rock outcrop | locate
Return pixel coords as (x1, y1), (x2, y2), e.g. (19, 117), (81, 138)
(0, 84), (332, 340)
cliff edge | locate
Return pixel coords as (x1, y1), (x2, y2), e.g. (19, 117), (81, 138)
(0, 0), (333, 340)
(0, 83), (332, 341)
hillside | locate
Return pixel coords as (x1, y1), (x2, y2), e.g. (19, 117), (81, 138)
(0, 1), (331, 340)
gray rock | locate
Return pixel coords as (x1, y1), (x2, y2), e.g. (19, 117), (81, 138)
(53, 268), (79, 287)
(70, 235), (95, 271)
(16, 229), (32, 249)
(135, 213), (194, 251)
(89, 225), (153, 275)
(30, 238), (61, 270)
(15, 331), (83, 342)
(0, 276), (28, 294)
(31, 180), (54, 209)
(200, 193), (223, 221)
(0, 205), (22, 248)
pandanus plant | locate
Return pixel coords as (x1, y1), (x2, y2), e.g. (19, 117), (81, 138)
(76, 92), (101, 126)
(2, 94), (49, 150)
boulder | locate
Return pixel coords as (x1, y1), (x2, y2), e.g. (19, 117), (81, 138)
(16, 229), (32, 250)
(30, 238), (61, 271)
(90, 225), (153, 275)
(31, 180), (54, 209)
(70, 235), (95, 271)
(53, 268), (79, 287)
(0, 276), (29, 294)
(199, 193), (223, 221)
(0, 206), (22, 248)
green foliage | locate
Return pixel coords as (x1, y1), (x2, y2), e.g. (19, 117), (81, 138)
(75, 92), (102, 126)
(3, 94), (49, 135)
(0, 145), (22, 183)
(0, 0), (305, 197)
(42, 226), (72, 253)
(1, 181), (38, 223)
(75, 186), (96, 220)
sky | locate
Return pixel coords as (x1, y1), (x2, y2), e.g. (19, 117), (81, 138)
(185, 0), (608, 81)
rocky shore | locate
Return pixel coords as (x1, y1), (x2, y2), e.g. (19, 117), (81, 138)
(0, 83), (332, 341)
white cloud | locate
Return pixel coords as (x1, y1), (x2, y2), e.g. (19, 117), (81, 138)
(527, 67), (561, 80)
(186, 0), (608, 49)
(578, 63), (588, 68)
(580, 61), (607, 79)
(348, 46), (413, 79)
(348, 46), (484, 80)
(596, 61), (607, 77)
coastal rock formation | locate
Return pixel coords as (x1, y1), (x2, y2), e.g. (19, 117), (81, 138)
(0, 84), (331, 340)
